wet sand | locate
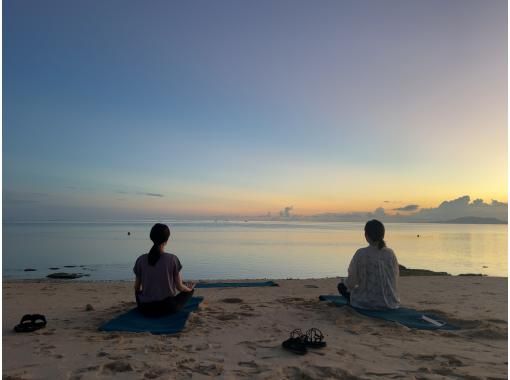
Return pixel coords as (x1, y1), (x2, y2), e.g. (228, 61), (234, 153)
(3, 276), (507, 379)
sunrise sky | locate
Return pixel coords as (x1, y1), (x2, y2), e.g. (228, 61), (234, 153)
(3, 0), (508, 221)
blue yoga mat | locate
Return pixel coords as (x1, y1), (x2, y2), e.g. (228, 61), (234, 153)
(319, 295), (458, 330)
(99, 296), (203, 335)
(195, 281), (278, 288)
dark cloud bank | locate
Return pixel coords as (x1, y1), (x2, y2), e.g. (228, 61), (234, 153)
(137, 192), (164, 198)
(116, 191), (164, 197)
(276, 196), (508, 223)
(393, 204), (419, 212)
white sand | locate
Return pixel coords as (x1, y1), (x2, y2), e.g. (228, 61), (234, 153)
(3, 276), (507, 379)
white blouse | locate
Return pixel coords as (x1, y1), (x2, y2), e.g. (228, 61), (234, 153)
(344, 245), (400, 310)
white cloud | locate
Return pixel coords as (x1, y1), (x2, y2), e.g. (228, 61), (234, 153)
(393, 204), (419, 212)
(411, 196), (507, 222)
(301, 195), (507, 223)
(279, 206), (293, 217)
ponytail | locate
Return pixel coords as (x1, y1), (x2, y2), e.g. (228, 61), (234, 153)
(147, 223), (171, 266)
(148, 244), (161, 266)
(377, 239), (386, 249)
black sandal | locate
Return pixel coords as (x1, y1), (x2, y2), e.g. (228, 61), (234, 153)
(303, 328), (326, 348)
(14, 314), (47, 333)
(281, 329), (307, 355)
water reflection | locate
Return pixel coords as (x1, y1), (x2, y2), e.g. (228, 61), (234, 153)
(3, 221), (507, 280)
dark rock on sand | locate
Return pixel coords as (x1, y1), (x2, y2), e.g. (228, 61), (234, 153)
(85, 304), (94, 311)
(221, 298), (244, 304)
(64, 265), (77, 268)
(458, 273), (487, 277)
(102, 360), (133, 373)
(399, 265), (449, 276)
(47, 272), (90, 279)
(48, 267), (60, 270)
(23, 268), (37, 272)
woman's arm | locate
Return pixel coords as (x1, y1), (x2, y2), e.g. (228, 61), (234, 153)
(392, 252), (400, 286)
(344, 252), (359, 290)
(176, 272), (195, 293)
(134, 276), (142, 292)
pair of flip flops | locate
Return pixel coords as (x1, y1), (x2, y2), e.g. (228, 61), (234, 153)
(282, 328), (326, 355)
(14, 314), (47, 333)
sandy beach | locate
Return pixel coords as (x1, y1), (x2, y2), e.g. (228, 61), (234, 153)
(2, 276), (507, 379)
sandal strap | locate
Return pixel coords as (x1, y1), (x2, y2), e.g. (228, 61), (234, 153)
(19, 314), (33, 324)
(30, 314), (47, 325)
(305, 327), (324, 343)
(15, 322), (37, 332)
(290, 328), (304, 339)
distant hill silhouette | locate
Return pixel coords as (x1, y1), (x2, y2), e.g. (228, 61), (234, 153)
(434, 216), (507, 225)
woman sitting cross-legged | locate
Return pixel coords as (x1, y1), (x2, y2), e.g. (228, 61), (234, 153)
(133, 223), (195, 317)
(338, 219), (400, 310)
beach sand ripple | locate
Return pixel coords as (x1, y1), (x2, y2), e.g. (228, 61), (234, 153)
(2, 276), (507, 379)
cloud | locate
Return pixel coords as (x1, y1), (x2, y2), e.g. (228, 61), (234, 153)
(114, 190), (165, 198)
(279, 206), (293, 217)
(306, 207), (387, 222)
(393, 204), (419, 212)
(116, 190), (164, 197)
(3, 191), (48, 205)
(301, 195), (507, 223)
(410, 196), (507, 222)
(140, 192), (164, 198)
(374, 207), (385, 217)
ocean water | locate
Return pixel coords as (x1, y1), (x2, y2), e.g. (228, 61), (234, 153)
(2, 221), (508, 281)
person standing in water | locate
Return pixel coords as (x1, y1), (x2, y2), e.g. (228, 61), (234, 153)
(133, 223), (195, 317)
(338, 220), (400, 310)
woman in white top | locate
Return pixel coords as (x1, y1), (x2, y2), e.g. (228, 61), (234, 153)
(338, 220), (400, 310)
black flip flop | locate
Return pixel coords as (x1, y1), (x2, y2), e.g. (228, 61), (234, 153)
(14, 314), (47, 333)
(281, 329), (307, 355)
(30, 314), (47, 330)
(303, 328), (326, 348)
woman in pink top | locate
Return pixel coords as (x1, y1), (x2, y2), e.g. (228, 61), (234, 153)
(134, 223), (195, 317)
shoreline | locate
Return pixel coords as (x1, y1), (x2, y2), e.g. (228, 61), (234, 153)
(3, 276), (507, 379)
(3, 219), (508, 225)
(3, 274), (508, 285)
(4, 264), (503, 283)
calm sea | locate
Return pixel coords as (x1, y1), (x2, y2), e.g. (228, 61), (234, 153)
(2, 221), (508, 280)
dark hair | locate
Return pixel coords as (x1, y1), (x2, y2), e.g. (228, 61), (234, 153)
(148, 223), (170, 266)
(364, 219), (386, 249)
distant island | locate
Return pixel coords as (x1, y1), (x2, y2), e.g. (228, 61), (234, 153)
(433, 216), (507, 225)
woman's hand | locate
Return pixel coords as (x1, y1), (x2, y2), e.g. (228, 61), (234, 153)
(176, 272), (195, 292)
(134, 276), (142, 292)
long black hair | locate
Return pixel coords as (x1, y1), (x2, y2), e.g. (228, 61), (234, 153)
(364, 219), (386, 249)
(148, 223), (170, 266)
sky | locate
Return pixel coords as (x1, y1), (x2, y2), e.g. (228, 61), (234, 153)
(3, 0), (508, 221)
